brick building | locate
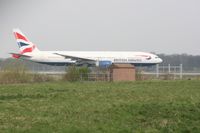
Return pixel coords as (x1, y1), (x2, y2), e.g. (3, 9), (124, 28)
(110, 64), (135, 81)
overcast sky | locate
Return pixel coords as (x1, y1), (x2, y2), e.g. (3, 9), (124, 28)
(1, 0), (200, 58)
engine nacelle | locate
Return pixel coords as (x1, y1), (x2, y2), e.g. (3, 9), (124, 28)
(96, 60), (112, 68)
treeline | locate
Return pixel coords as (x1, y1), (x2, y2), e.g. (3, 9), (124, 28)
(158, 54), (200, 71)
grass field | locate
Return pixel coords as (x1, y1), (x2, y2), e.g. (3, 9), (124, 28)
(0, 81), (200, 133)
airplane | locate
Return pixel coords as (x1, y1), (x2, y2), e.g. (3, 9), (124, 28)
(11, 29), (163, 68)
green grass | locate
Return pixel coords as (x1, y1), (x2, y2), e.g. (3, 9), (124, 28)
(0, 81), (200, 132)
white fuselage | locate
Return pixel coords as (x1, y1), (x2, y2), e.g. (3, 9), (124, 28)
(12, 29), (163, 67)
(23, 51), (163, 66)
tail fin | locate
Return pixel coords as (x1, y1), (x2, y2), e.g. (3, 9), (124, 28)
(13, 28), (39, 54)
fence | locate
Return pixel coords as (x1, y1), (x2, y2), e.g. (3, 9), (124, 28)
(141, 64), (183, 80)
(80, 73), (111, 81)
(26, 64), (194, 81)
(155, 64), (183, 79)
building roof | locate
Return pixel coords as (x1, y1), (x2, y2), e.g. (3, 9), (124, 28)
(110, 64), (135, 68)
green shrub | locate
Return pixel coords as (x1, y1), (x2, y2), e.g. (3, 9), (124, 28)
(64, 66), (90, 81)
(79, 67), (90, 80)
(0, 64), (30, 84)
(0, 63), (55, 84)
(136, 70), (143, 81)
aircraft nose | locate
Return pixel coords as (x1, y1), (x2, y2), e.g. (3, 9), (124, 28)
(158, 58), (163, 63)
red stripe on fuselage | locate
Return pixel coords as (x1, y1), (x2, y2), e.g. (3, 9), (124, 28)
(14, 32), (28, 41)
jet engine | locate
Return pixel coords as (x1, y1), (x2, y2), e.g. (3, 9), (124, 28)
(96, 60), (112, 68)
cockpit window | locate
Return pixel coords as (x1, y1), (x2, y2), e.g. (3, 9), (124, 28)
(146, 56), (151, 60)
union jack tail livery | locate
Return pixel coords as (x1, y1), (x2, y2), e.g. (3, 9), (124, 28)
(12, 29), (39, 58)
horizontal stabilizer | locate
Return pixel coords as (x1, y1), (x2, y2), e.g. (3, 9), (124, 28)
(9, 53), (32, 58)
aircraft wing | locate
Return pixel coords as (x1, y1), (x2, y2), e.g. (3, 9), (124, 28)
(9, 53), (32, 58)
(54, 53), (95, 62)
